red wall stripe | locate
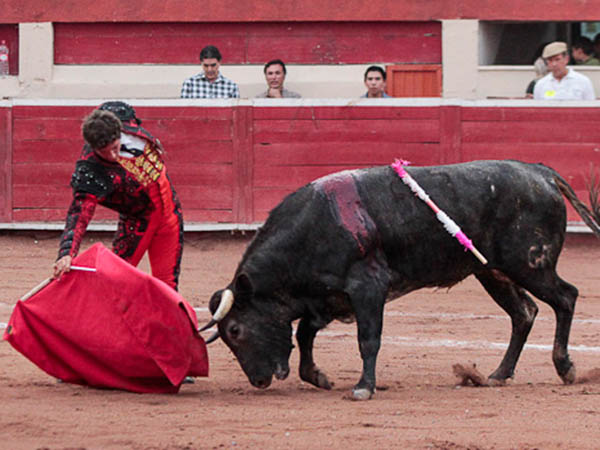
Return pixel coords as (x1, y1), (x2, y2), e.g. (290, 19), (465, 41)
(4, 0), (600, 22)
(53, 22), (441, 65)
(252, 106), (441, 120)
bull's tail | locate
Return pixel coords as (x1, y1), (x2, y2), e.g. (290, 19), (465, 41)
(554, 175), (600, 238)
(587, 168), (600, 222)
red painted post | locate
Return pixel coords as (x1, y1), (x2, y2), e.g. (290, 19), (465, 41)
(0, 106), (12, 222)
(439, 105), (462, 164)
(231, 105), (254, 224)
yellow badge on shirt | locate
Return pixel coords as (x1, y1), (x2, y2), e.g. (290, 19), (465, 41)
(544, 90), (556, 98)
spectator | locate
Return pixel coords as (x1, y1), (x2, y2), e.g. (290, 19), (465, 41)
(361, 65), (391, 98)
(255, 59), (301, 98)
(180, 45), (240, 98)
(533, 42), (595, 100)
(571, 37), (600, 65)
(525, 57), (548, 98)
(53, 102), (184, 291)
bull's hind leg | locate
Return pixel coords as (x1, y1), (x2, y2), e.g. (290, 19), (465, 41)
(515, 273), (579, 384)
(296, 317), (332, 390)
(475, 272), (539, 384)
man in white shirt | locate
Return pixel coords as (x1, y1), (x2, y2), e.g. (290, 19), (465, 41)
(533, 41), (596, 100)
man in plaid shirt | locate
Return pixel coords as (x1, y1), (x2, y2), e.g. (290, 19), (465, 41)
(181, 45), (240, 99)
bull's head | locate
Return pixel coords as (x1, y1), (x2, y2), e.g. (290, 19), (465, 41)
(202, 274), (294, 389)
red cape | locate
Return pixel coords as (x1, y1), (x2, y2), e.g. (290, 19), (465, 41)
(3, 243), (208, 393)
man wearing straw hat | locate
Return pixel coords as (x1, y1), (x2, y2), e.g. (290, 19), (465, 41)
(533, 41), (596, 100)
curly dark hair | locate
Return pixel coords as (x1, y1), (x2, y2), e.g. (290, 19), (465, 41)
(82, 110), (122, 150)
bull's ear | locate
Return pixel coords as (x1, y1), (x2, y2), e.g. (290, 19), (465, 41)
(234, 273), (254, 298)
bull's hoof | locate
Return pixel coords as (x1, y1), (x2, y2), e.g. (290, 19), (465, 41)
(274, 363), (290, 380)
(560, 365), (576, 384)
(487, 377), (506, 387)
(351, 388), (373, 401)
(300, 367), (332, 390)
(315, 371), (333, 390)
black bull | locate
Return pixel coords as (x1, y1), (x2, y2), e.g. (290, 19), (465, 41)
(204, 160), (600, 400)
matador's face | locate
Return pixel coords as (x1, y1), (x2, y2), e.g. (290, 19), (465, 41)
(94, 138), (121, 163)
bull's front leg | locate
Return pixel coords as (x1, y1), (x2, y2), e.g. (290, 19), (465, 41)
(353, 317), (383, 400)
(346, 257), (390, 400)
(296, 317), (332, 389)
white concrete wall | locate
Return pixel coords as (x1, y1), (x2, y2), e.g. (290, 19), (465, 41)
(46, 64), (371, 99)
(18, 22), (53, 84)
(442, 20), (479, 99)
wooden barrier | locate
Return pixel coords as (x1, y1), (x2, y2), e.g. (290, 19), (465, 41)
(0, 105), (11, 222)
(2, 100), (600, 229)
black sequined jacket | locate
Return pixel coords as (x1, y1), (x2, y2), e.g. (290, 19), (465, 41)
(58, 131), (173, 259)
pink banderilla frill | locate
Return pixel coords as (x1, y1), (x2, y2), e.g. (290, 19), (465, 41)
(391, 159), (488, 265)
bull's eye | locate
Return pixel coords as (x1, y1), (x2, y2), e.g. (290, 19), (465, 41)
(228, 324), (241, 340)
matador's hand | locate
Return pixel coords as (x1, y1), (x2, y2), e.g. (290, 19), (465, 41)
(53, 255), (72, 279)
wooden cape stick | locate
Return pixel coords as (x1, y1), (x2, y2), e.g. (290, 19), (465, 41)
(19, 266), (97, 301)
(391, 159), (488, 265)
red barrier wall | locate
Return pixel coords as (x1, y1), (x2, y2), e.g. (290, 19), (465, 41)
(4, 0), (600, 22)
(3, 103), (600, 227)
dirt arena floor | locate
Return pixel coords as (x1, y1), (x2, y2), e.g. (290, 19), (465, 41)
(1, 230), (600, 450)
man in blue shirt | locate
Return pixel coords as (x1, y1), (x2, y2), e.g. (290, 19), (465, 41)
(361, 65), (391, 98)
(181, 45), (240, 99)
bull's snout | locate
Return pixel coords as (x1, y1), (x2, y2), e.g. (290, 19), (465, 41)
(250, 375), (272, 389)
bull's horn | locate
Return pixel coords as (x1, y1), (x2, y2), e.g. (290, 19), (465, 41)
(198, 289), (235, 333)
(205, 331), (220, 344)
(213, 289), (234, 321)
(198, 319), (217, 333)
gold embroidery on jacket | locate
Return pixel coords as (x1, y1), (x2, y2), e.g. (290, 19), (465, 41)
(118, 142), (164, 186)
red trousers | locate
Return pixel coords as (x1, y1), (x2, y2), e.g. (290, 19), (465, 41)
(117, 172), (183, 290)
